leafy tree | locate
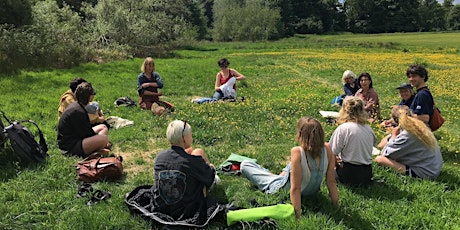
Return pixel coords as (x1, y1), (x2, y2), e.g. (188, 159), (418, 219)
(345, 0), (419, 33)
(417, 0), (446, 31)
(284, 0), (341, 34)
(447, 4), (460, 30)
(0, 0), (32, 27)
(82, 0), (199, 56)
(56, 0), (98, 18)
(212, 0), (281, 41)
(0, 1), (86, 72)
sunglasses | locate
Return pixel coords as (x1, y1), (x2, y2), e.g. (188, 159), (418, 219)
(181, 119), (187, 137)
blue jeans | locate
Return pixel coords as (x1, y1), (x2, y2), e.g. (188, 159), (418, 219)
(212, 91), (224, 100)
(240, 160), (290, 194)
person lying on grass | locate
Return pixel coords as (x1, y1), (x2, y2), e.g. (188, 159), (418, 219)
(375, 106), (443, 180)
(240, 117), (339, 219)
(329, 96), (376, 187)
(57, 82), (110, 157)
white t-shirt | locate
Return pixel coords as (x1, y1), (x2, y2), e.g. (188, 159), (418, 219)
(329, 122), (376, 165)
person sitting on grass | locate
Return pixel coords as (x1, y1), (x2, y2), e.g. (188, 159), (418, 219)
(342, 70), (359, 96)
(151, 120), (220, 224)
(213, 58), (246, 100)
(375, 106), (443, 180)
(58, 77), (109, 129)
(355, 72), (380, 121)
(240, 117), (339, 219)
(329, 96), (376, 187)
(57, 82), (110, 157)
(381, 83), (415, 129)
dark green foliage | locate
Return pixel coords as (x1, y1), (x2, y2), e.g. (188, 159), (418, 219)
(0, 0), (32, 27)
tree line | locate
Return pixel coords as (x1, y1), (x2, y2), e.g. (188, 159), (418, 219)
(1, 0), (459, 73)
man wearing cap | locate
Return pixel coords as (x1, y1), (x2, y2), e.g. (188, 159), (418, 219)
(406, 64), (434, 125)
(57, 82), (110, 157)
(380, 83), (416, 137)
(396, 83), (415, 107)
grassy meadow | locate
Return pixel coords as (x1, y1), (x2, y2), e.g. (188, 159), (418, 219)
(1, 32), (460, 229)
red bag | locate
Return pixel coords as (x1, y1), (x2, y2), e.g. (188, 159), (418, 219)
(430, 106), (445, 132)
(76, 153), (123, 183)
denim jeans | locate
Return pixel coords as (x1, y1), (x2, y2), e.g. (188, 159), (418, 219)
(212, 91), (224, 100)
(240, 160), (290, 194)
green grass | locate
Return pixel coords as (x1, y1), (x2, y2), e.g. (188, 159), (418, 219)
(1, 32), (460, 229)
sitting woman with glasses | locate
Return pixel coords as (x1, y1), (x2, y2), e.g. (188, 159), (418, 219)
(355, 72), (380, 121)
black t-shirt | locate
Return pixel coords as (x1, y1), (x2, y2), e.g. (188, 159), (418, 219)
(152, 146), (215, 223)
(57, 102), (96, 151)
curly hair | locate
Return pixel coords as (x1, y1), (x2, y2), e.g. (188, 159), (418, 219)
(337, 96), (369, 125)
(296, 117), (324, 159)
(75, 82), (95, 105)
(392, 106), (436, 148)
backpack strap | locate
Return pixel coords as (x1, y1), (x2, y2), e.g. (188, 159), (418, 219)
(0, 110), (12, 124)
(17, 119), (49, 156)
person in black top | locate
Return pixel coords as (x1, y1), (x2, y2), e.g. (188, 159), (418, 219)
(152, 120), (217, 224)
(57, 82), (110, 157)
(406, 64), (434, 125)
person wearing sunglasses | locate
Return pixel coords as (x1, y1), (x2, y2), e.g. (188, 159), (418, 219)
(151, 120), (220, 225)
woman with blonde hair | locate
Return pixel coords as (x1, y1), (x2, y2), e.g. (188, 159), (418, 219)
(240, 117), (339, 219)
(329, 96), (376, 187)
(137, 57), (164, 110)
(375, 106), (442, 179)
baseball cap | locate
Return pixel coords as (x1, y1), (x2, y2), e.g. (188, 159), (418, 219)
(396, 83), (413, 90)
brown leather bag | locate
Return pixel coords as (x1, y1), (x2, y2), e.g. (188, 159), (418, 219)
(430, 106), (445, 132)
(76, 153), (123, 183)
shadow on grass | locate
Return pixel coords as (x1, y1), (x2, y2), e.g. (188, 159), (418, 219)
(303, 194), (374, 230)
(0, 148), (19, 182)
(0, 147), (50, 182)
(346, 179), (413, 201)
(437, 168), (460, 191)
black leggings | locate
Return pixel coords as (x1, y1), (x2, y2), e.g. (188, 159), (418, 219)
(336, 162), (372, 187)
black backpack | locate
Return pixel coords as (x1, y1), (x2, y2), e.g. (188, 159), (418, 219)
(0, 111), (48, 164)
(114, 97), (136, 107)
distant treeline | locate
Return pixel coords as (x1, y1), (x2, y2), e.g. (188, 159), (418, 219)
(1, 0), (459, 73)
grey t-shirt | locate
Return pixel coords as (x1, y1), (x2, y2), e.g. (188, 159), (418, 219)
(381, 130), (443, 179)
(329, 122), (376, 165)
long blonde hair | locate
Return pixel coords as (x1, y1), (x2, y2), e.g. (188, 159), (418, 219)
(296, 117), (324, 159)
(337, 96), (369, 125)
(141, 57), (155, 73)
(392, 106), (436, 148)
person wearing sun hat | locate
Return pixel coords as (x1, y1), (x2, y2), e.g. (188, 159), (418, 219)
(380, 83), (416, 147)
(396, 83), (415, 107)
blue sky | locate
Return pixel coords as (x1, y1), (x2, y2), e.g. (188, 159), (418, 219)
(438, 0), (460, 4)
